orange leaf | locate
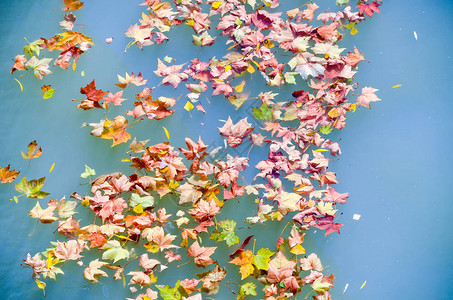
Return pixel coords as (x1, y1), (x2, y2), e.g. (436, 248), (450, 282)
(21, 140), (42, 159)
(0, 165), (20, 183)
(62, 0), (84, 11)
(229, 250), (255, 279)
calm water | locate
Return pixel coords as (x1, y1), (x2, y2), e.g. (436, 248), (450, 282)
(0, 1), (452, 299)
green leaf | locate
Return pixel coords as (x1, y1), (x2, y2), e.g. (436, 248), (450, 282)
(336, 0), (349, 5)
(24, 39), (43, 57)
(101, 241), (129, 263)
(15, 177), (50, 199)
(129, 193), (155, 208)
(319, 125), (333, 135)
(312, 277), (332, 293)
(80, 165), (96, 178)
(237, 282), (257, 300)
(253, 248), (274, 271)
(157, 282), (183, 300)
(252, 103), (273, 121)
(284, 72), (298, 85)
(210, 219), (239, 246)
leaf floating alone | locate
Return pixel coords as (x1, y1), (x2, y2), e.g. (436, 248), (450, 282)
(41, 85), (55, 99)
(413, 31), (418, 40)
(360, 280), (367, 289)
(49, 163), (55, 173)
(15, 177), (50, 199)
(184, 101), (194, 111)
(0, 165), (20, 183)
(14, 78), (23, 92)
(80, 165), (95, 178)
(392, 84), (402, 88)
(163, 126), (170, 140)
(21, 140), (43, 160)
(62, 0), (84, 11)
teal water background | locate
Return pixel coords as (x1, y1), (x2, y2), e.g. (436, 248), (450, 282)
(0, 1), (452, 299)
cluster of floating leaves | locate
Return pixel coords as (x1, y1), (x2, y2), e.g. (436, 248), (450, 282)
(5, 0), (383, 299)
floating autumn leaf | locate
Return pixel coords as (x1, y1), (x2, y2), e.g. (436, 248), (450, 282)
(300, 253), (323, 271)
(80, 165), (95, 178)
(11, 55), (27, 74)
(357, 1), (381, 17)
(218, 117), (255, 148)
(237, 282), (257, 300)
(29, 201), (59, 223)
(89, 116), (131, 146)
(15, 177), (50, 199)
(197, 263), (226, 294)
(21, 140), (42, 160)
(101, 240), (130, 263)
(41, 85), (55, 99)
(356, 87), (381, 108)
(52, 239), (85, 261)
(25, 57), (52, 80)
(62, 0), (84, 11)
(154, 59), (189, 88)
(229, 250), (254, 279)
(78, 79), (108, 110)
(57, 31), (93, 48)
(142, 226), (179, 252)
(83, 259), (108, 283)
(210, 219), (239, 246)
(116, 72), (147, 88)
(103, 91), (126, 108)
(187, 241), (216, 267)
(0, 165), (20, 183)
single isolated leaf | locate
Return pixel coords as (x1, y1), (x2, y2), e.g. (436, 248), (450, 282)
(62, 0), (84, 11)
(15, 177), (50, 199)
(41, 85), (55, 99)
(80, 165), (95, 178)
(21, 140), (42, 159)
(0, 165), (20, 183)
(356, 87), (381, 108)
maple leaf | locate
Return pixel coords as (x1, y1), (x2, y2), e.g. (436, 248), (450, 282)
(238, 282), (257, 299)
(323, 186), (349, 204)
(313, 215), (343, 236)
(154, 59), (188, 88)
(357, 1), (381, 18)
(223, 180), (245, 200)
(15, 177), (50, 199)
(210, 219), (239, 246)
(300, 253), (323, 271)
(57, 31), (94, 47)
(218, 117), (255, 148)
(179, 137), (207, 160)
(99, 116), (131, 146)
(53, 239), (85, 260)
(25, 57), (52, 80)
(230, 250), (255, 279)
(80, 79), (109, 107)
(103, 91), (126, 108)
(193, 31), (216, 47)
(211, 80), (233, 97)
(116, 72), (147, 89)
(57, 216), (80, 235)
(356, 87), (381, 108)
(29, 201), (59, 223)
(11, 55), (27, 74)
(176, 182), (203, 205)
(344, 47), (365, 68)
(142, 226), (178, 252)
(301, 3), (319, 22)
(101, 240), (130, 263)
(296, 62), (325, 81)
(41, 85), (56, 99)
(253, 248), (274, 271)
(139, 254), (161, 271)
(187, 241), (216, 267)
(253, 103), (273, 121)
(127, 271), (152, 287)
(83, 259), (108, 283)
(62, 0), (84, 11)
(21, 140), (42, 160)
(0, 165), (20, 183)
(188, 199), (220, 222)
(197, 263), (226, 294)
(266, 251), (296, 283)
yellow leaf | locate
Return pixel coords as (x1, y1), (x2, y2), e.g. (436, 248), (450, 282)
(360, 280), (367, 289)
(290, 244), (306, 255)
(49, 162), (55, 173)
(184, 101), (194, 111)
(235, 81), (245, 93)
(252, 60), (260, 68)
(121, 158), (131, 162)
(224, 65), (231, 72)
(14, 78), (23, 92)
(314, 149), (328, 152)
(81, 70), (85, 77)
(350, 26), (358, 35)
(212, 1), (223, 9)
(115, 234), (135, 242)
(169, 180), (180, 189)
(82, 197), (90, 206)
(186, 20), (195, 27)
(47, 253), (53, 269)
(153, 3), (164, 11)
(163, 126), (170, 140)
(144, 242), (160, 253)
(392, 84), (402, 88)
(256, 42), (260, 52)
(350, 103), (357, 112)
(263, 39), (274, 48)
(133, 203), (144, 214)
(328, 108), (339, 118)
(122, 272), (126, 287)
(149, 273), (158, 283)
(36, 279), (46, 290)
(247, 64), (255, 73)
(72, 61), (77, 71)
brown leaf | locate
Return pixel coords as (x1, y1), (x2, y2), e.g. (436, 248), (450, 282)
(21, 140), (42, 160)
(0, 165), (20, 183)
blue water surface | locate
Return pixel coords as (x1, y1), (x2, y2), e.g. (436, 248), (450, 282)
(0, 1), (452, 299)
